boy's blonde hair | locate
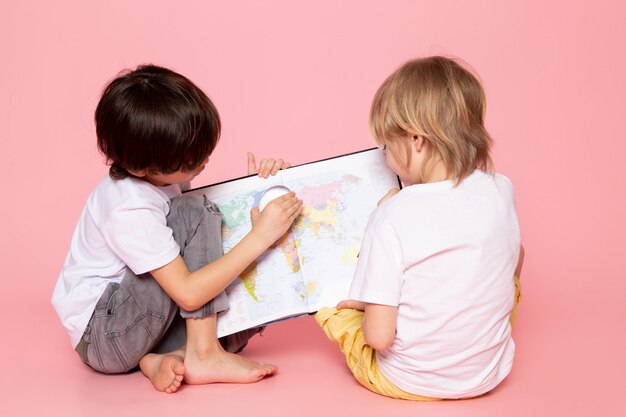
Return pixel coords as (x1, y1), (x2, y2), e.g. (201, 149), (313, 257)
(370, 56), (493, 184)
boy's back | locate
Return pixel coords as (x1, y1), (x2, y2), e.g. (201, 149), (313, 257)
(350, 170), (520, 398)
(52, 175), (183, 348)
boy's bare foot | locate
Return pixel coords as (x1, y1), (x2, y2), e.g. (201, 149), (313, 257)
(184, 347), (277, 385)
(139, 350), (186, 394)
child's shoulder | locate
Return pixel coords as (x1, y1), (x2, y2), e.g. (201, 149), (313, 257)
(457, 170), (517, 204)
(372, 170), (515, 221)
(92, 175), (150, 200)
(449, 169), (515, 195)
(492, 171), (514, 187)
(462, 169), (514, 188)
(491, 171), (516, 200)
(367, 190), (412, 229)
(88, 176), (180, 213)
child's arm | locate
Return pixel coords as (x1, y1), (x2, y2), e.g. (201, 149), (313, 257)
(362, 304), (397, 351)
(151, 192), (303, 311)
(332, 190), (403, 351)
(337, 300), (398, 351)
(337, 299), (366, 310)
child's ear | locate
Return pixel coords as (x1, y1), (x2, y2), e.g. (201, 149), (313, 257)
(412, 135), (425, 152)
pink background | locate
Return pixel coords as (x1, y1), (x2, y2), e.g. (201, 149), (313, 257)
(1, 0), (625, 416)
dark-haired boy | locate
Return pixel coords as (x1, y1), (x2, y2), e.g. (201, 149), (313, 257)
(52, 65), (302, 393)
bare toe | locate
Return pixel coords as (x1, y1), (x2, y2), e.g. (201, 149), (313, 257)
(140, 352), (186, 393)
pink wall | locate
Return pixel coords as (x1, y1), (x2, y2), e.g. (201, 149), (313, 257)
(1, 1), (624, 416)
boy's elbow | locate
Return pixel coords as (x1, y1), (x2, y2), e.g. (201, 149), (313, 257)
(177, 294), (201, 312)
(362, 306), (397, 350)
(173, 284), (219, 312)
(364, 330), (394, 351)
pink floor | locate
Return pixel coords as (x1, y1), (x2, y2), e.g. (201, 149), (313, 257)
(3, 1), (626, 416)
(5, 275), (625, 416)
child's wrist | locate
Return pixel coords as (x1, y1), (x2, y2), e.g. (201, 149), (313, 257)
(246, 228), (273, 252)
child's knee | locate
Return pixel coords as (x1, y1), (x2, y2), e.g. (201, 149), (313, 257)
(315, 307), (365, 346)
(175, 193), (220, 211)
(170, 194), (207, 216)
(168, 194), (222, 238)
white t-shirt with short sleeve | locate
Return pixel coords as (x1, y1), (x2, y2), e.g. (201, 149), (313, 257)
(52, 176), (183, 348)
(349, 170), (521, 399)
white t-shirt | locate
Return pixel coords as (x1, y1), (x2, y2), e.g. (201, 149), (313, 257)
(52, 176), (183, 348)
(349, 170), (520, 399)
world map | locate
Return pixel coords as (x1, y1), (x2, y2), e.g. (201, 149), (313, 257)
(184, 148), (398, 337)
(211, 170), (375, 336)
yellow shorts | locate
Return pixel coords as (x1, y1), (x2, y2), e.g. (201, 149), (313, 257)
(314, 275), (522, 401)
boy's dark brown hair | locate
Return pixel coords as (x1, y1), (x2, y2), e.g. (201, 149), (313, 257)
(95, 64), (221, 179)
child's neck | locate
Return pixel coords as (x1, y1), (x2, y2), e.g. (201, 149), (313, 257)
(422, 161), (453, 184)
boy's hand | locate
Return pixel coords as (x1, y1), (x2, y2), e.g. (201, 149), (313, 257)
(337, 299), (367, 311)
(250, 192), (303, 247)
(377, 188), (400, 206)
(247, 152), (292, 178)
